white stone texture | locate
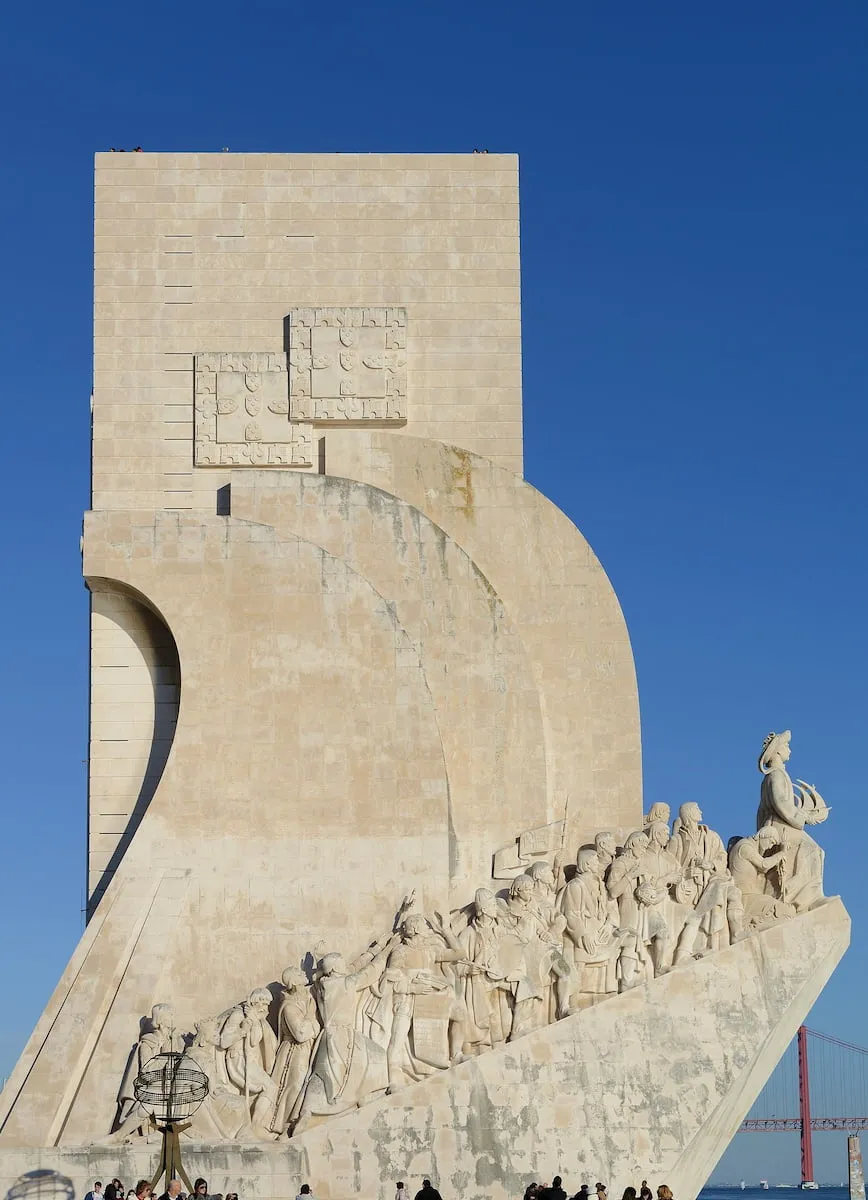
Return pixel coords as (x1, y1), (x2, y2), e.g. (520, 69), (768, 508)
(323, 432), (642, 849)
(229, 469), (548, 891)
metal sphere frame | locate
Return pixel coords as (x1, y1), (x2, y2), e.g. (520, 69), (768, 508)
(134, 1051), (209, 1192)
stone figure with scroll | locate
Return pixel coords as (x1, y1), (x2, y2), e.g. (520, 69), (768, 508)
(758, 730), (828, 911)
(560, 848), (638, 1006)
(457, 889), (510, 1054)
(269, 968), (320, 1136)
(383, 913), (468, 1091)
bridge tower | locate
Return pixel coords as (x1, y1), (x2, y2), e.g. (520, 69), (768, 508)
(798, 1024), (816, 1185)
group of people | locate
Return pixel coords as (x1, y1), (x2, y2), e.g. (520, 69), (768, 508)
(85, 1178), (237, 1200)
(111, 732), (827, 1144)
(87, 1178), (443, 1200)
(524, 1180), (674, 1200)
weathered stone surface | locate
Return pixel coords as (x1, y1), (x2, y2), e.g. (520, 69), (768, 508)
(323, 431), (642, 849)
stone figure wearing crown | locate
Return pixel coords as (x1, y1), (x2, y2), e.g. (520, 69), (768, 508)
(757, 730), (829, 912)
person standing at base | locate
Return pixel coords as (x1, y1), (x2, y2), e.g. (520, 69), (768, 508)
(414, 1179), (443, 1200)
(657, 1187), (673, 1200)
(540, 1176), (567, 1200)
(295, 1185), (312, 1200)
(547, 1171), (566, 1200)
(156, 1180), (183, 1200)
(639, 1182), (652, 1200)
(84, 1182), (104, 1200)
(621, 1188), (637, 1200)
(396, 1182), (408, 1200)
(595, 1184), (607, 1200)
(571, 1185), (590, 1200)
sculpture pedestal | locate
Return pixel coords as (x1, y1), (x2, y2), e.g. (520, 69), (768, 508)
(0, 899), (848, 1200)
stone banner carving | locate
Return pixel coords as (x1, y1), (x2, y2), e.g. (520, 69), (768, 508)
(194, 352), (314, 467)
(288, 308), (407, 423)
(106, 730), (831, 1146)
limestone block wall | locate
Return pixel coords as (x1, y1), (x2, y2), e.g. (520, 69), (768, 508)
(92, 151), (523, 517)
(88, 150), (525, 905)
(88, 590), (180, 910)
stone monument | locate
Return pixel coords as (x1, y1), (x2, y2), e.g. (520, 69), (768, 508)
(0, 153), (850, 1200)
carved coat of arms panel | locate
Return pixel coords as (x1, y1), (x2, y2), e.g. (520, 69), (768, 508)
(288, 308), (407, 422)
(194, 352), (313, 467)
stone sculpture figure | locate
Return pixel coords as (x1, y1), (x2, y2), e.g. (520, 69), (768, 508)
(728, 827), (794, 929)
(269, 967), (320, 1136)
(498, 873), (572, 1038)
(643, 803), (671, 830)
(594, 831), (618, 875)
(293, 935), (396, 1131)
(219, 988), (279, 1138)
(185, 1017), (254, 1141)
(458, 888), (511, 1053)
(560, 848), (638, 1005)
(634, 822), (682, 975)
(668, 804), (744, 963)
(757, 730), (828, 911)
(527, 860), (560, 908)
(383, 912), (468, 1091)
(605, 830), (650, 935)
(111, 1003), (184, 1138)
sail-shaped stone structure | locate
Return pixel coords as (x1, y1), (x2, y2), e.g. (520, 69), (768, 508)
(0, 153), (848, 1200)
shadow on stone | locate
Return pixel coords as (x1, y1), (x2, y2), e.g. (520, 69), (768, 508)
(6, 1171), (74, 1200)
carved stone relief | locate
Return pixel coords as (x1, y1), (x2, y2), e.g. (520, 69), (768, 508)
(288, 308), (407, 423)
(194, 352), (314, 467)
(107, 730), (832, 1145)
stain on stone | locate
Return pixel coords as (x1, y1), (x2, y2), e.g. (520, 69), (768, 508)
(447, 448), (475, 521)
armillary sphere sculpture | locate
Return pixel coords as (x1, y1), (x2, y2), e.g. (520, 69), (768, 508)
(134, 1051), (209, 1192)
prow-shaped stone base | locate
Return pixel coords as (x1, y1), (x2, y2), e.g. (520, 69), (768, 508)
(0, 899), (849, 1200)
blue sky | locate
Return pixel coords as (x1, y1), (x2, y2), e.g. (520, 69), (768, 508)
(1, 0), (866, 1184)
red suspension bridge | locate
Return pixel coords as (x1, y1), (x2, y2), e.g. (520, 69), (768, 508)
(740, 1026), (868, 1184)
